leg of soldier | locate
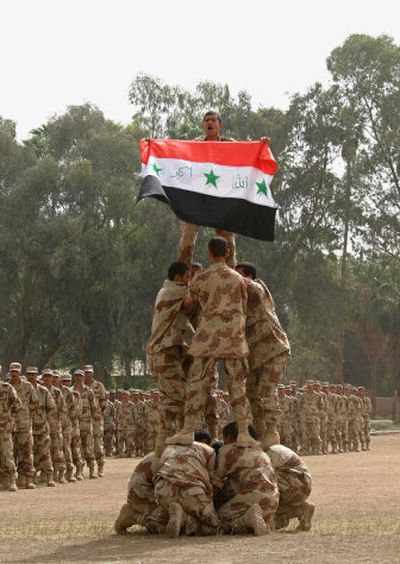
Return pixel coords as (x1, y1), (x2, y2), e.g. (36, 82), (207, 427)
(154, 347), (187, 448)
(246, 367), (262, 434)
(63, 433), (76, 482)
(204, 365), (219, 440)
(114, 502), (137, 534)
(80, 429), (96, 478)
(166, 357), (217, 445)
(364, 419), (370, 450)
(215, 229), (237, 268)
(93, 422), (105, 476)
(126, 431), (136, 457)
(71, 430), (83, 480)
(50, 432), (66, 483)
(218, 492), (277, 535)
(14, 432), (36, 488)
(177, 221), (199, 265)
(257, 353), (288, 447)
(104, 429), (114, 457)
(224, 359), (258, 447)
(34, 433), (55, 486)
(0, 433), (18, 491)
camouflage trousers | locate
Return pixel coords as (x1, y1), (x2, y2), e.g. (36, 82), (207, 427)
(62, 432), (74, 472)
(320, 417), (328, 454)
(186, 357), (250, 424)
(71, 426), (83, 468)
(119, 429), (135, 456)
(275, 470), (312, 511)
(218, 488), (279, 533)
(80, 428), (95, 466)
(12, 432), (35, 478)
(93, 422), (105, 466)
(279, 423), (293, 449)
(348, 419), (359, 450)
(0, 432), (17, 480)
(328, 418), (338, 452)
(104, 428), (114, 456)
(152, 479), (219, 535)
(247, 352), (288, 427)
(135, 427), (146, 456)
(150, 347), (187, 435)
(178, 220), (237, 268)
(32, 432), (53, 474)
(50, 431), (66, 472)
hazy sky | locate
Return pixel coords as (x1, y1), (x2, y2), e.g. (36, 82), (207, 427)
(2, 0), (400, 140)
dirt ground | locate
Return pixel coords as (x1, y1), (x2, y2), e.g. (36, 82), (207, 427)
(1, 434), (400, 563)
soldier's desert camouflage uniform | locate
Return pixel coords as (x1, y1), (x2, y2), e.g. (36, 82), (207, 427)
(113, 395), (123, 455)
(133, 396), (147, 457)
(117, 396), (135, 457)
(88, 378), (107, 474)
(59, 382), (80, 481)
(322, 385), (337, 454)
(150, 442), (219, 535)
(300, 385), (323, 455)
(31, 383), (56, 485)
(214, 444), (279, 533)
(46, 383), (67, 482)
(266, 444), (313, 531)
(336, 385), (348, 452)
(216, 393), (230, 439)
(146, 279), (194, 441)
(114, 452), (161, 534)
(0, 381), (21, 490)
(277, 386), (292, 447)
(147, 398), (161, 452)
(289, 385), (300, 452)
(347, 388), (362, 452)
(75, 383), (101, 476)
(359, 390), (372, 450)
(245, 278), (290, 439)
(184, 263), (251, 431)
(70, 387), (84, 479)
(11, 378), (39, 486)
(314, 383), (328, 454)
(103, 398), (115, 457)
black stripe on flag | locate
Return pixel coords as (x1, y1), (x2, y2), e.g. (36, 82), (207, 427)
(138, 175), (276, 241)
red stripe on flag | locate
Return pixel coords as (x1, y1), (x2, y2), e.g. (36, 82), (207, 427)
(139, 139), (278, 175)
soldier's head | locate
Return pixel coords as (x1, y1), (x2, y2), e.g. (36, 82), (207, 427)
(202, 111), (223, 140)
(190, 262), (203, 278)
(84, 365), (94, 384)
(236, 262), (257, 280)
(26, 366), (38, 386)
(329, 384), (337, 393)
(9, 362), (22, 381)
(277, 384), (286, 398)
(358, 386), (365, 398)
(151, 389), (160, 402)
(194, 429), (212, 445)
(167, 261), (190, 283)
(121, 390), (129, 403)
(222, 421), (258, 444)
(74, 369), (84, 386)
(313, 381), (321, 392)
(109, 390), (116, 401)
(208, 237), (229, 262)
(61, 373), (72, 387)
(322, 382), (330, 394)
(42, 369), (53, 388)
(336, 384), (343, 394)
(131, 390), (139, 403)
(52, 371), (61, 388)
(306, 380), (314, 393)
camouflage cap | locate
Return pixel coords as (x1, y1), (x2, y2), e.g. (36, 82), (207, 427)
(52, 370), (60, 378)
(74, 369), (84, 377)
(358, 386), (364, 390)
(277, 383), (286, 389)
(26, 366), (39, 374)
(289, 380), (297, 386)
(42, 369), (53, 377)
(306, 379), (314, 385)
(9, 362), (22, 372)
(83, 364), (94, 373)
(61, 373), (72, 381)
(322, 381), (329, 386)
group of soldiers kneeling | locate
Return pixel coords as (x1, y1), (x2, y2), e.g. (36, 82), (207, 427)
(277, 380), (372, 456)
(0, 362), (108, 491)
(114, 423), (315, 537)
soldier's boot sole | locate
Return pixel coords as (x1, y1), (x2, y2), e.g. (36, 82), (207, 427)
(66, 469), (76, 482)
(98, 464), (105, 478)
(8, 482), (18, 492)
(89, 467), (97, 479)
(296, 502), (315, 532)
(25, 479), (36, 490)
(166, 502), (185, 538)
(244, 504), (268, 536)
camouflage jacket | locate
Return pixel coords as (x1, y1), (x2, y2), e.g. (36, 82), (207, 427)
(32, 384), (56, 434)
(90, 380), (108, 414)
(127, 452), (160, 505)
(214, 444), (278, 498)
(117, 401), (135, 431)
(11, 379), (39, 432)
(0, 381), (21, 433)
(103, 400), (115, 430)
(188, 262), (249, 358)
(266, 444), (311, 479)
(156, 442), (216, 496)
(246, 279), (290, 368)
(74, 384), (100, 423)
(47, 385), (67, 434)
(146, 280), (194, 356)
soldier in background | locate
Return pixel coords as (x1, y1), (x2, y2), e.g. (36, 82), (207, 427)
(114, 389), (123, 456)
(358, 386), (372, 450)
(0, 369), (21, 491)
(314, 382), (328, 454)
(62, 373), (84, 480)
(277, 385), (292, 448)
(301, 381), (323, 455)
(10, 362), (38, 489)
(53, 371), (78, 482)
(147, 390), (161, 453)
(103, 391), (115, 457)
(117, 390), (135, 457)
(26, 367), (56, 486)
(73, 369), (100, 479)
(84, 365), (107, 477)
(42, 369), (67, 483)
(132, 390), (147, 457)
(336, 384), (346, 453)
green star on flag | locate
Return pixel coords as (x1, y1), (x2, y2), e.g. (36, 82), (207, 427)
(152, 162), (162, 175)
(256, 179), (268, 196)
(204, 169), (220, 188)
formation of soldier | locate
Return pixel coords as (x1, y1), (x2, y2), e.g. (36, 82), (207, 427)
(277, 380), (372, 455)
(0, 362), (107, 491)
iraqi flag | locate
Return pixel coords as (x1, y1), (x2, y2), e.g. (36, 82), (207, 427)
(138, 139), (279, 241)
